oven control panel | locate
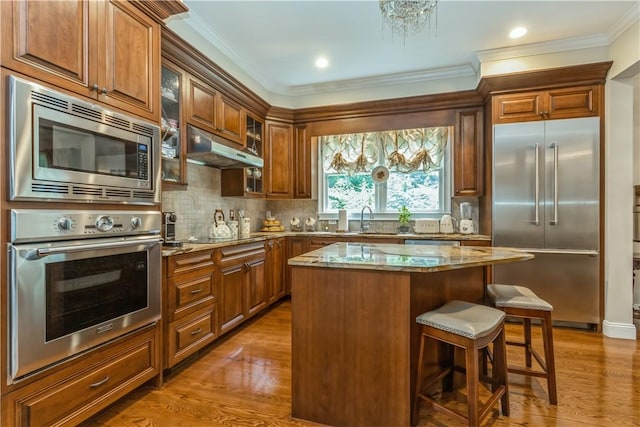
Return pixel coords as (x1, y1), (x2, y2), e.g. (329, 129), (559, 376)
(10, 210), (161, 242)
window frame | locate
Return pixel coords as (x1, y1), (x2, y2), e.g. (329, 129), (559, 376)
(317, 131), (452, 221)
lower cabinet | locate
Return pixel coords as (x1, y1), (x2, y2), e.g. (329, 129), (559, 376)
(217, 242), (267, 335)
(164, 249), (217, 369)
(266, 237), (286, 304)
(2, 324), (160, 427)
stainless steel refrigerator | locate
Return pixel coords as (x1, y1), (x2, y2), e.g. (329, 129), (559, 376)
(492, 116), (600, 327)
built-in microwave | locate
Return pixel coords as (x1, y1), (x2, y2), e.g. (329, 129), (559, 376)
(7, 75), (160, 204)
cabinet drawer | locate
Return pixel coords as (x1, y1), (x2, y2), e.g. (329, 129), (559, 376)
(169, 273), (215, 319)
(167, 249), (215, 277)
(15, 336), (155, 426)
(167, 308), (217, 368)
(218, 242), (265, 267)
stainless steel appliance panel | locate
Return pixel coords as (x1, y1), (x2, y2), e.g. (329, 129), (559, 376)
(493, 250), (599, 324)
(8, 75), (160, 204)
(492, 121), (545, 248)
(543, 118), (599, 250)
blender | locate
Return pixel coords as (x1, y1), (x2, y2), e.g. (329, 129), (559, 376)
(459, 202), (475, 234)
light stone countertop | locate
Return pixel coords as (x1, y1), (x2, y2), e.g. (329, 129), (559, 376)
(287, 242), (533, 273)
(161, 231), (491, 257)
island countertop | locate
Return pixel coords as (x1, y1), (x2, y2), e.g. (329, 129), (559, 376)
(288, 242), (533, 273)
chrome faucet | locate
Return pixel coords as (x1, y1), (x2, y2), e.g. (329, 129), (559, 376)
(360, 206), (374, 232)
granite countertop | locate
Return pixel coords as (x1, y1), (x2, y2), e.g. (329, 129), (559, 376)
(287, 242), (533, 273)
(161, 231), (491, 257)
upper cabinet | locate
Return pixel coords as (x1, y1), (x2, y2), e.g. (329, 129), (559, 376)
(186, 75), (245, 146)
(221, 113), (265, 197)
(294, 124), (312, 199)
(161, 62), (187, 186)
(492, 85), (600, 124)
(265, 120), (294, 198)
(1, 0), (160, 122)
(453, 108), (484, 197)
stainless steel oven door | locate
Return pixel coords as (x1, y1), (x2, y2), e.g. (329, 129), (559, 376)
(8, 236), (161, 381)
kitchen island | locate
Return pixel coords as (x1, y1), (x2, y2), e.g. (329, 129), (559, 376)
(288, 242), (533, 427)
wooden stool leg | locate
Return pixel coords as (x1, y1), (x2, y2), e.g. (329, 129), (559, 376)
(413, 333), (427, 426)
(523, 317), (532, 367)
(493, 327), (510, 416)
(542, 311), (558, 405)
(465, 344), (480, 427)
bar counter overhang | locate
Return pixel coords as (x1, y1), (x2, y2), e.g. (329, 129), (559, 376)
(288, 242), (533, 427)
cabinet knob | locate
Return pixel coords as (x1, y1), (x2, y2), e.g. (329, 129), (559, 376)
(92, 83), (99, 92)
(101, 87), (108, 95)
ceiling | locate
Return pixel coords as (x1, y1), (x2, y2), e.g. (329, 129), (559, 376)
(166, 1), (638, 103)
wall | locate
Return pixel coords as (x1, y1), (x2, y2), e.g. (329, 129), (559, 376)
(603, 16), (640, 339)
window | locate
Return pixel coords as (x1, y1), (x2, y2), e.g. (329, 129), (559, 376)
(319, 126), (451, 217)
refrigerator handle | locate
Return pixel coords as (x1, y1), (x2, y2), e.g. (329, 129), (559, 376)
(534, 143), (540, 226)
(550, 143), (559, 225)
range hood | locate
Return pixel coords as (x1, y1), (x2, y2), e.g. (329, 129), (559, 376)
(186, 125), (263, 169)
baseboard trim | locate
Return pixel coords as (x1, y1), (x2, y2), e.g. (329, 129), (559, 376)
(602, 320), (637, 340)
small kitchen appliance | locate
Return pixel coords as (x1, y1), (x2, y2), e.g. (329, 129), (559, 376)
(459, 202), (475, 235)
(414, 218), (439, 234)
(162, 211), (179, 244)
(439, 215), (455, 234)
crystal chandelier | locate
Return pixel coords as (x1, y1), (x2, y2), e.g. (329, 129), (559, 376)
(379, 0), (438, 39)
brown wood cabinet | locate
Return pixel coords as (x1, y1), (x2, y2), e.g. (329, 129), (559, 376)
(492, 85), (599, 124)
(294, 124), (313, 199)
(161, 60), (187, 186)
(1, 325), (160, 426)
(217, 243), (267, 335)
(186, 75), (245, 146)
(0, 0), (160, 122)
(265, 120), (294, 198)
(266, 238), (286, 304)
(454, 107), (484, 197)
(163, 249), (217, 369)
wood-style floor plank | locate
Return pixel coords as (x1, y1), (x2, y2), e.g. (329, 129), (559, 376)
(86, 300), (640, 426)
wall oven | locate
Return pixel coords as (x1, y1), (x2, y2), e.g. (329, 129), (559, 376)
(7, 210), (162, 382)
(7, 75), (160, 204)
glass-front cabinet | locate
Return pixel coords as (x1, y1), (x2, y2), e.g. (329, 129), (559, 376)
(245, 114), (263, 194)
(160, 63), (186, 186)
(221, 112), (264, 197)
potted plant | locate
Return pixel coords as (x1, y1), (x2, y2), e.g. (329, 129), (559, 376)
(398, 206), (411, 233)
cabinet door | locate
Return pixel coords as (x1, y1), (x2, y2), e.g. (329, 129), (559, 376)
(247, 257), (267, 317)
(492, 91), (543, 123)
(546, 85), (598, 119)
(272, 239), (286, 300)
(265, 121), (294, 198)
(294, 124), (312, 199)
(187, 76), (218, 134)
(219, 264), (246, 334)
(0, 0), (91, 94)
(99, 0), (159, 121)
(218, 96), (245, 145)
(161, 61), (187, 186)
(286, 237), (307, 294)
(454, 108), (484, 197)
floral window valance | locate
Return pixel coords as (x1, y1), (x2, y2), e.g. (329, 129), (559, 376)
(321, 126), (449, 174)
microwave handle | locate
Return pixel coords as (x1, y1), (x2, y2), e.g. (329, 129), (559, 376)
(32, 238), (160, 259)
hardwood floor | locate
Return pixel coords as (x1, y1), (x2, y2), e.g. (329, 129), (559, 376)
(87, 300), (639, 427)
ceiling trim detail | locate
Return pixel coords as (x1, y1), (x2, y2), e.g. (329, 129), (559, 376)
(475, 33), (610, 63)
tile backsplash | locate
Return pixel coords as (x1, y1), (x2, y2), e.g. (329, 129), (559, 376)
(161, 164), (480, 239)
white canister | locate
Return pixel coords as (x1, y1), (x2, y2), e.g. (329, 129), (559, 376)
(228, 220), (238, 239)
(240, 218), (251, 236)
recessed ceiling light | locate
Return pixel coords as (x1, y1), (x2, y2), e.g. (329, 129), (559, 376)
(509, 26), (527, 39)
(315, 57), (329, 69)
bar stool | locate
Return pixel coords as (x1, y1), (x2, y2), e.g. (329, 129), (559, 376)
(413, 300), (509, 427)
(487, 284), (557, 405)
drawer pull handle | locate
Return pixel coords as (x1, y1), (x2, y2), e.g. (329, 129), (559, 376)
(190, 328), (203, 336)
(89, 376), (110, 388)
(190, 288), (203, 295)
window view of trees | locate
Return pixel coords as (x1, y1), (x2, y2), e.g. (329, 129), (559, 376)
(326, 170), (441, 212)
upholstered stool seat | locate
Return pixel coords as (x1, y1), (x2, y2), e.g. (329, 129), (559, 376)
(487, 284), (557, 405)
(413, 300), (509, 427)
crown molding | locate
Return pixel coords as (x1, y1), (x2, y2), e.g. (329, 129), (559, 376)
(281, 64), (477, 97)
(608, 1), (640, 42)
(475, 34), (610, 64)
